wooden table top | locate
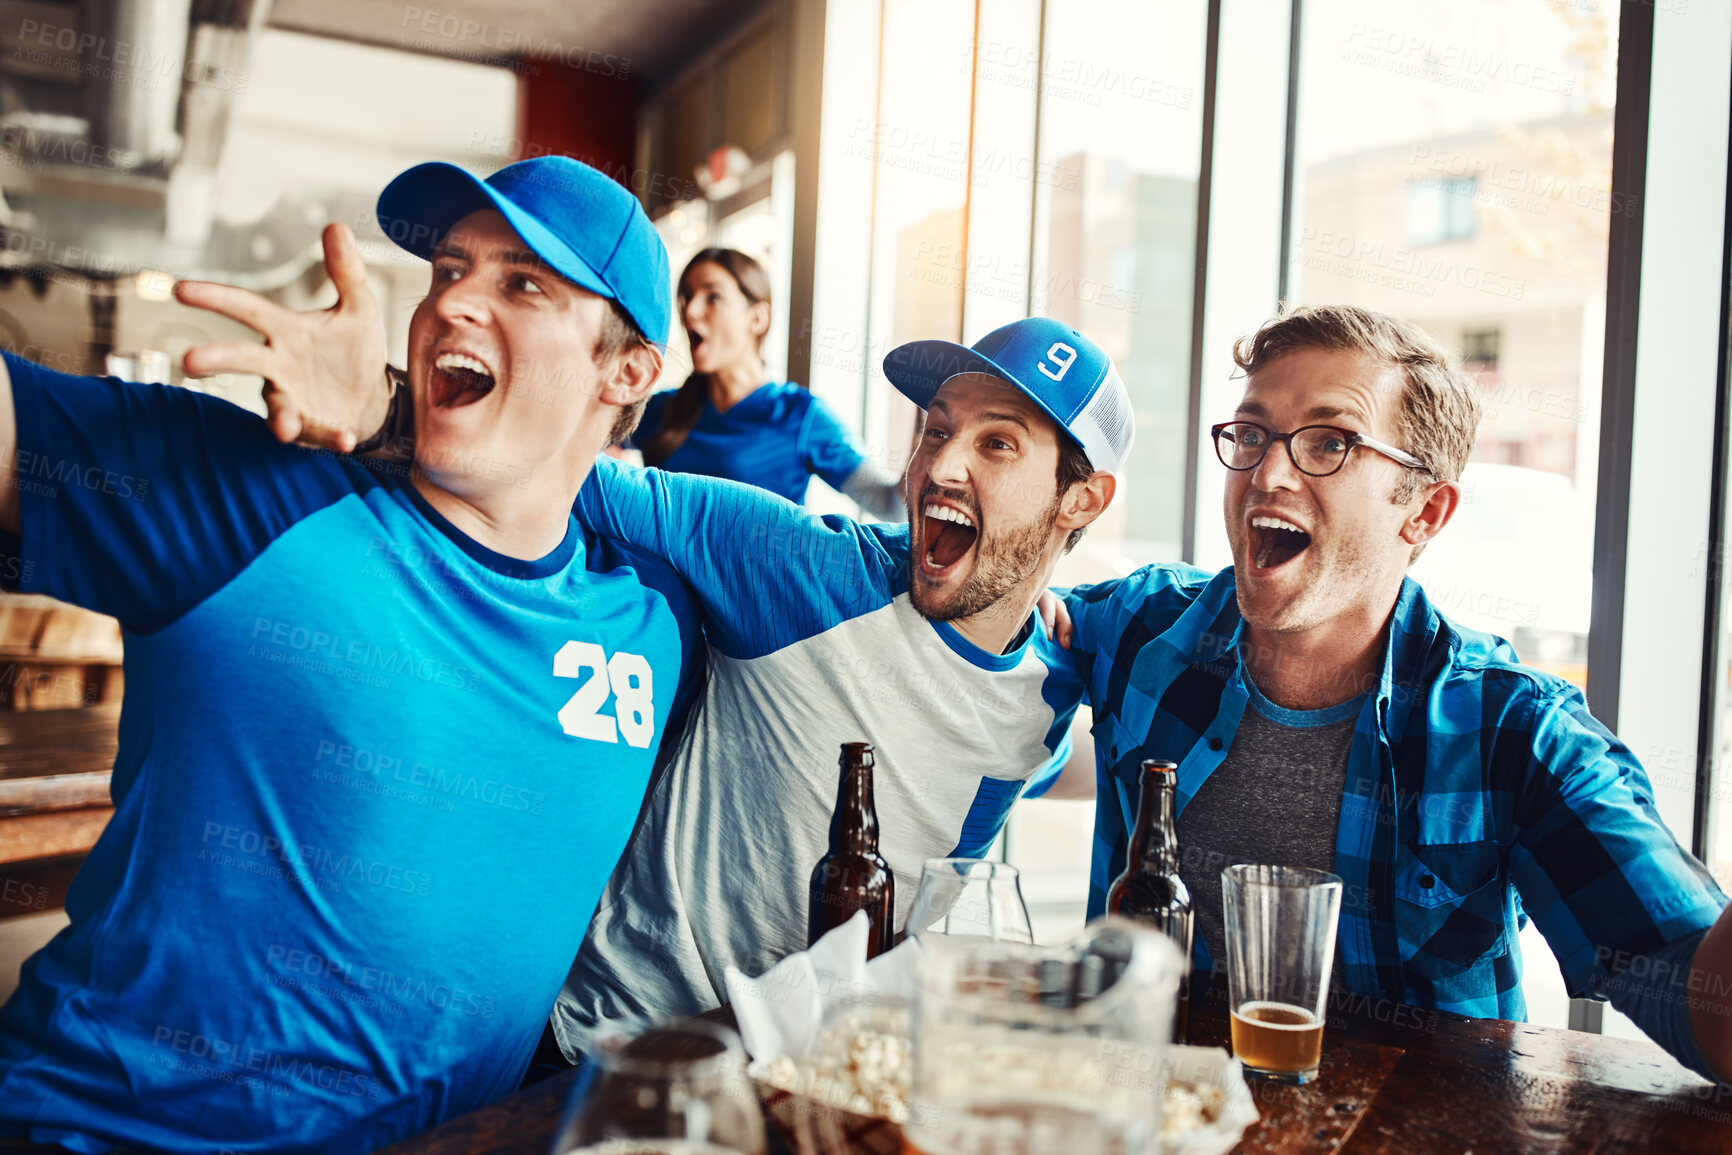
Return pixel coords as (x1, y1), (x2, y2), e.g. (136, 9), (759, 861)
(379, 985), (1732, 1155)
(1183, 985), (1732, 1153)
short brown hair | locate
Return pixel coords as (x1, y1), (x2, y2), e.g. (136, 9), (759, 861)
(1233, 304), (1482, 525)
(594, 298), (644, 364)
(598, 299), (652, 446)
(1056, 436), (1093, 554)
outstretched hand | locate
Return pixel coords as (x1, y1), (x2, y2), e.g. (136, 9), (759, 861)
(176, 223), (392, 452)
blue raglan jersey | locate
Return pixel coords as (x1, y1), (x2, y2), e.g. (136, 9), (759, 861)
(630, 382), (868, 504)
(0, 352), (701, 1154)
(549, 460), (1085, 1056)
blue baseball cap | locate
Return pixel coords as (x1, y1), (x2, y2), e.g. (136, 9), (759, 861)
(883, 318), (1135, 474)
(375, 156), (672, 347)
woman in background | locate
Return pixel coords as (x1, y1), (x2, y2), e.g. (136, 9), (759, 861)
(633, 248), (904, 519)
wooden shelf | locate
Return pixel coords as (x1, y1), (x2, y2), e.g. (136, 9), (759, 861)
(0, 704), (120, 881)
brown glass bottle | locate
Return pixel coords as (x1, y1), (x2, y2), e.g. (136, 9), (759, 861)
(1106, 759), (1194, 1043)
(808, 742), (895, 958)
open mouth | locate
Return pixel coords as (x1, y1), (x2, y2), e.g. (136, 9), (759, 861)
(686, 330), (706, 355)
(1249, 514), (1312, 570)
(431, 352), (497, 409)
(921, 503), (979, 573)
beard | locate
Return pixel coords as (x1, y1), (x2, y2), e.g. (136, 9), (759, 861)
(910, 488), (1061, 623)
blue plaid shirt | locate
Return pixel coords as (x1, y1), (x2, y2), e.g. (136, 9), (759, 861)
(1067, 564), (1728, 1021)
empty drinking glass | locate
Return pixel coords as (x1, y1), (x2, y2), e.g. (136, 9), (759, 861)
(551, 1022), (765, 1155)
(908, 918), (1185, 1155)
(905, 858), (1033, 944)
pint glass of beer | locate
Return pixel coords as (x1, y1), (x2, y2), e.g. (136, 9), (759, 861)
(1221, 864), (1342, 1084)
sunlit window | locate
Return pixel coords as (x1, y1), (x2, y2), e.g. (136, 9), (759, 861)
(1032, 0), (1207, 585)
(1291, 0), (1619, 1029)
(1004, 0), (1209, 942)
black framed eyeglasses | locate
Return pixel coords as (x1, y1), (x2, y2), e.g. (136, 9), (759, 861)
(1210, 421), (1430, 478)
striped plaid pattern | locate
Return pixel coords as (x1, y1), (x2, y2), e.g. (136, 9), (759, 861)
(1066, 565), (1728, 1019)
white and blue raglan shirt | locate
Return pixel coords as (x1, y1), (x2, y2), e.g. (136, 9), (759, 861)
(551, 459), (1085, 1057)
(0, 352), (702, 1154)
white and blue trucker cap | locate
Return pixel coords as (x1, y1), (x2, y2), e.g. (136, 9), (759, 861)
(376, 156), (672, 347)
(883, 318), (1134, 474)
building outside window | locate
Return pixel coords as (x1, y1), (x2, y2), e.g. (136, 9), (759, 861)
(1290, 0), (1618, 1028)
(1407, 176), (1477, 245)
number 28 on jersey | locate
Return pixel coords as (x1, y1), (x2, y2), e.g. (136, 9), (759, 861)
(554, 641), (654, 748)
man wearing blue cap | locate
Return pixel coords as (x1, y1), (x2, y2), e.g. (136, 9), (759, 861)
(546, 316), (1132, 1055)
(0, 157), (707, 1153)
(176, 258), (1134, 1054)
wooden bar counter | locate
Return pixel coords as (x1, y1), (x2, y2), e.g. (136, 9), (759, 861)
(2, 704), (1725, 1153)
(380, 986), (1732, 1155)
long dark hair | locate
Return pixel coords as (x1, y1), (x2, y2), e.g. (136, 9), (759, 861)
(639, 248), (775, 466)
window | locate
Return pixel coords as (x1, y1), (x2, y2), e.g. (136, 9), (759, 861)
(1461, 326), (1500, 368)
(805, 0), (1208, 942)
(1701, 254), (1732, 909)
(857, 0), (980, 479)
(1011, 0), (1209, 940)
(1406, 177), (1476, 245)
(1709, 582), (1732, 898)
(1031, 0), (1208, 580)
(1292, 0), (1619, 1028)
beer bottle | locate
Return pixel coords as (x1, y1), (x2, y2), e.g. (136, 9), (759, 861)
(808, 742), (895, 958)
(1106, 759), (1194, 1043)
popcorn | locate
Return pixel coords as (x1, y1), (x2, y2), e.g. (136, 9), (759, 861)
(1162, 1081), (1224, 1136)
(756, 1015), (1223, 1136)
(755, 1015), (913, 1123)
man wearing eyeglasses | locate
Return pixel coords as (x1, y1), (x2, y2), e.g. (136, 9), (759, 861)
(1063, 303), (1732, 1084)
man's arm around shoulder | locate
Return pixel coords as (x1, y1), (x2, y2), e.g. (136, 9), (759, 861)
(1062, 561), (1217, 666)
(580, 457), (909, 659)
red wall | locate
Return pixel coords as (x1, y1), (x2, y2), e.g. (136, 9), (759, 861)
(515, 55), (641, 189)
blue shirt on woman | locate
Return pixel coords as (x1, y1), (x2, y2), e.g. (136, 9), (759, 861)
(631, 382), (868, 505)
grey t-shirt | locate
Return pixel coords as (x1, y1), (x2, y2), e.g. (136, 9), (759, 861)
(1177, 673), (1363, 983)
